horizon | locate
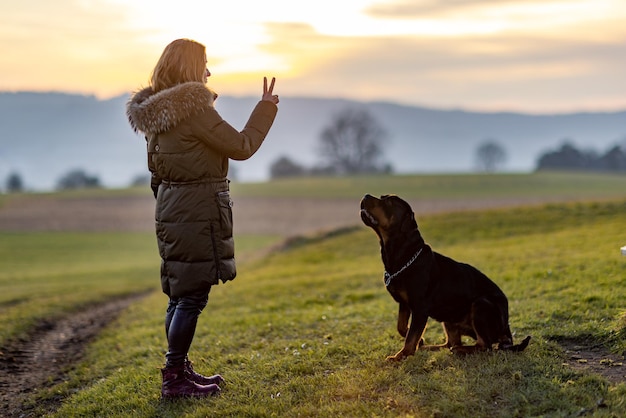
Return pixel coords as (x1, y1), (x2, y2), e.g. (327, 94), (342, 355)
(1, 1), (626, 113)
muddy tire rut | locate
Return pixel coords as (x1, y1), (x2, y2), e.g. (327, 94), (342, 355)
(0, 292), (150, 417)
(561, 340), (626, 385)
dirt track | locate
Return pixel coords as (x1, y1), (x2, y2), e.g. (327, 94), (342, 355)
(0, 293), (149, 418)
(0, 193), (589, 236)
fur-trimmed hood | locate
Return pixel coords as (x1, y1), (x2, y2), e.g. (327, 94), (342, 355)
(126, 82), (217, 135)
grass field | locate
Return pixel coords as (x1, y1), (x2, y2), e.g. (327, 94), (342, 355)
(3, 171), (626, 202)
(229, 171), (626, 200)
(0, 233), (281, 346)
(0, 232), (158, 344)
(4, 199), (622, 417)
(1, 173), (626, 417)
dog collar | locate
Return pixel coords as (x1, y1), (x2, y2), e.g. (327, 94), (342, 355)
(384, 247), (424, 287)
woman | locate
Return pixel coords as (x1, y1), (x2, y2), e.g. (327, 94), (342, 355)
(126, 38), (279, 398)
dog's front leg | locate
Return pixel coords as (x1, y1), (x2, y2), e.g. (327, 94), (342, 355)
(397, 303), (410, 337)
(387, 313), (428, 361)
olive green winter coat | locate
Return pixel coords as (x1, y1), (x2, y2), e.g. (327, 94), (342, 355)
(126, 82), (277, 298)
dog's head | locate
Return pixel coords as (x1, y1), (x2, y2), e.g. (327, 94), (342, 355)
(360, 194), (418, 245)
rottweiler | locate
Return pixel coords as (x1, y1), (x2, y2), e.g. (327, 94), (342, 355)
(360, 194), (530, 360)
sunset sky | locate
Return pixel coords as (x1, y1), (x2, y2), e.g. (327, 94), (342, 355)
(1, 0), (625, 112)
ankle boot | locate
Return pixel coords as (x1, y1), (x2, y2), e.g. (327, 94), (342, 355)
(161, 365), (221, 399)
(184, 359), (225, 386)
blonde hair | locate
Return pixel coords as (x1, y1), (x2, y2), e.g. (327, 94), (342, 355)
(150, 39), (206, 92)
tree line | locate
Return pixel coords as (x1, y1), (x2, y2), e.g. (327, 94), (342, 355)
(2, 169), (147, 194)
(269, 108), (626, 178)
(535, 141), (626, 172)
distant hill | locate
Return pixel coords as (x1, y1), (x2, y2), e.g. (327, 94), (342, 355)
(1, 91), (624, 191)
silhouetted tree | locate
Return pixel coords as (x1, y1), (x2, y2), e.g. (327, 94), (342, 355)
(317, 108), (390, 175)
(56, 169), (101, 190)
(270, 156), (306, 179)
(536, 141), (598, 171)
(5, 172), (24, 193)
(598, 145), (626, 171)
(475, 140), (507, 172)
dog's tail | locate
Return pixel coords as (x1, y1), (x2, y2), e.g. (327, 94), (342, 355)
(500, 336), (531, 352)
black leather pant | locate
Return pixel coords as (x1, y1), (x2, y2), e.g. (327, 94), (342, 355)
(164, 289), (210, 367)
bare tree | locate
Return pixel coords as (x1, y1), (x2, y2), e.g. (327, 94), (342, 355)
(475, 140), (507, 172)
(317, 108), (389, 174)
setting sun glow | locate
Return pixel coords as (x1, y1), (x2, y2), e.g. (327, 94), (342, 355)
(0, 0), (625, 111)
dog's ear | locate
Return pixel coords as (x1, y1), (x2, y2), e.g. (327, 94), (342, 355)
(400, 212), (417, 233)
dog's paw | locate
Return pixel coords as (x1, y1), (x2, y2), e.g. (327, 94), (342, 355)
(386, 350), (410, 361)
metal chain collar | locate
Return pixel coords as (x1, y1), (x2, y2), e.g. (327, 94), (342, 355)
(384, 247), (424, 287)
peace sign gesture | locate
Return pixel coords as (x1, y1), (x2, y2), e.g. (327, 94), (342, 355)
(262, 77), (279, 105)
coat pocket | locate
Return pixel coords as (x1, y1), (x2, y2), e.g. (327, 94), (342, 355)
(215, 190), (236, 282)
(216, 191), (234, 239)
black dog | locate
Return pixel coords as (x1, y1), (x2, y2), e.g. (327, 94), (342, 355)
(360, 194), (530, 360)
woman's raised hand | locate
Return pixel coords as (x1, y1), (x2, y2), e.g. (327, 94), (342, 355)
(262, 77), (279, 105)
